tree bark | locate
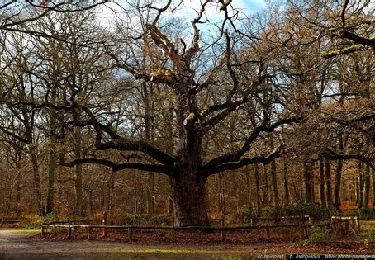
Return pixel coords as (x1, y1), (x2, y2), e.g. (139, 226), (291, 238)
(15, 153), (22, 213)
(303, 160), (313, 204)
(144, 83), (155, 216)
(169, 89), (209, 226)
(325, 158), (333, 209)
(171, 172), (209, 226)
(219, 173), (225, 227)
(246, 165), (252, 208)
(355, 177), (359, 206)
(359, 161), (364, 208)
(363, 163), (370, 210)
(45, 87), (58, 215)
(282, 154), (289, 206)
(73, 125), (83, 216)
(46, 140), (57, 215)
(334, 135), (344, 211)
(30, 149), (42, 215)
(271, 158), (279, 207)
(263, 163), (269, 204)
(165, 105), (174, 216)
(319, 156), (326, 207)
(255, 163), (261, 209)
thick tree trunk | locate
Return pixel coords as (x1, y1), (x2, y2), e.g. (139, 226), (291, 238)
(172, 122), (208, 226)
(30, 149), (42, 214)
(171, 172), (209, 226)
(15, 158), (22, 213)
(170, 88), (210, 226)
(355, 177), (360, 205)
(334, 159), (343, 210)
(334, 136), (344, 211)
(311, 162), (315, 203)
(358, 161), (364, 208)
(144, 83), (155, 216)
(46, 88), (58, 215)
(263, 163), (269, 204)
(46, 142), (57, 215)
(319, 156), (326, 207)
(246, 166), (252, 208)
(165, 105), (174, 216)
(255, 163), (261, 208)
(73, 125), (83, 216)
(303, 160), (313, 204)
(86, 188), (93, 215)
(325, 158), (333, 209)
(271, 158), (279, 207)
(363, 163), (370, 210)
(218, 173), (225, 227)
(282, 154), (289, 206)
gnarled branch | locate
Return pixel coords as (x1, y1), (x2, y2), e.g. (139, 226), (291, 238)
(201, 115), (301, 172)
(320, 148), (374, 171)
(97, 139), (175, 168)
(61, 157), (170, 175)
(200, 146), (281, 176)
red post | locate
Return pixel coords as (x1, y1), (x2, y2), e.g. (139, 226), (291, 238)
(101, 211), (108, 237)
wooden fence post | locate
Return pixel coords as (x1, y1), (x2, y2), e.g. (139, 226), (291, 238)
(87, 227), (91, 240)
(101, 211), (108, 238)
(41, 225), (45, 235)
(128, 227), (132, 241)
(220, 228), (226, 242)
(68, 225), (72, 239)
(172, 227), (176, 241)
(356, 217), (360, 233)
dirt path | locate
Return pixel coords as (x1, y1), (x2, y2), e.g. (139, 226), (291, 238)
(0, 229), (286, 259)
(1, 229), (373, 259)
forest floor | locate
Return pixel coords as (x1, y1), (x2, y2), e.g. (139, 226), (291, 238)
(1, 229), (375, 259)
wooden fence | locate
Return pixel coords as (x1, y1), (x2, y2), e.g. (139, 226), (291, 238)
(0, 217), (26, 226)
(41, 215), (353, 242)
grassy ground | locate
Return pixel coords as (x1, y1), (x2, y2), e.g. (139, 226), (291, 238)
(10, 229), (40, 235)
(360, 220), (375, 244)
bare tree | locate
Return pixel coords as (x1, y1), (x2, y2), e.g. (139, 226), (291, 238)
(55, 1), (300, 226)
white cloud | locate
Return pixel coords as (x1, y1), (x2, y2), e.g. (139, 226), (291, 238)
(95, 0), (266, 29)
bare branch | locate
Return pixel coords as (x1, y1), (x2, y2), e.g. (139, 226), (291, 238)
(201, 146), (281, 176)
(201, 115), (301, 172)
(340, 30), (375, 47)
(61, 157), (169, 175)
(97, 139), (175, 167)
(0, 1), (105, 30)
(320, 148), (375, 171)
(321, 44), (367, 58)
(341, 0), (350, 27)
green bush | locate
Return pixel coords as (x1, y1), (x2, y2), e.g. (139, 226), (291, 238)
(304, 227), (332, 244)
(242, 203), (331, 222)
(241, 207), (258, 221)
(109, 211), (172, 226)
(18, 212), (59, 229)
(282, 203), (331, 220)
(358, 208), (375, 219)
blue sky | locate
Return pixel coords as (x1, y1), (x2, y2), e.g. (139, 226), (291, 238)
(181, 0), (266, 19)
(97, 0), (267, 28)
(98, 0), (266, 21)
(237, 0), (267, 13)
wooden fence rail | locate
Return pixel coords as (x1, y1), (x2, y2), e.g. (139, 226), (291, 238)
(0, 217), (26, 226)
(41, 218), (351, 242)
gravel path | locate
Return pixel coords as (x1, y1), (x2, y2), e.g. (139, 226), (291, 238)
(4, 229), (367, 259)
(0, 229), (277, 259)
(0, 229), (131, 259)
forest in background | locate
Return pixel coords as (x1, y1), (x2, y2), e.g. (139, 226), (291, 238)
(0, 0), (374, 227)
